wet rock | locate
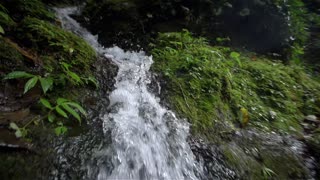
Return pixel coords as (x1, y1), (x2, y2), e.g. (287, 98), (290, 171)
(79, 0), (297, 55)
(189, 137), (237, 180)
(0, 108), (30, 125)
(305, 115), (319, 124)
(219, 129), (315, 179)
(0, 80), (41, 112)
(0, 128), (33, 152)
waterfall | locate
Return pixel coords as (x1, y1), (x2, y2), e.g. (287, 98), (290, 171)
(55, 7), (202, 180)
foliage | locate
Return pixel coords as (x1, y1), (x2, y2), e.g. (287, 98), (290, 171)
(18, 17), (96, 74)
(261, 165), (276, 179)
(4, 71), (53, 94)
(1, 0), (54, 21)
(4, 70), (87, 137)
(0, 1), (96, 139)
(40, 98), (86, 124)
(9, 97), (86, 138)
(0, 4), (15, 28)
(151, 31), (320, 136)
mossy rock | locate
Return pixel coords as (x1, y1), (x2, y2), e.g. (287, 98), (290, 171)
(220, 130), (312, 179)
(151, 31), (320, 136)
(17, 17), (96, 74)
(1, 0), (55, 21)
(0, 38), (25, 75)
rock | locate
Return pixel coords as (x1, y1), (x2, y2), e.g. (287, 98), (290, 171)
(0, 128), (33, 152)
(269, 110), (277, 120)
(305, 115), (319, 123)
(188, 137), (237, 180)
(0, 108), (30, 125)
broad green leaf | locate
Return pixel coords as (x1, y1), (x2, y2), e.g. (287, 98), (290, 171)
(39, 77), (53, 94)
(68, 71), (81, 83)
(66, 102), (86, 116)
(54, 126), (67, 136)
(24, 76), (38, 94)
(61, 103), (81, 123)
(0, 25), (4, 34)
(48, 113), (56, 122)
(57, 98), (68, 105)
(40, 98), (53, 109)
(9, 122), (19, 130)
(4, 71), (33, 80)
(55, 106), (68, 118)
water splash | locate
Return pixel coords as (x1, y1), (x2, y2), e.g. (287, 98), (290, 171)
(55, 7), (202, 180)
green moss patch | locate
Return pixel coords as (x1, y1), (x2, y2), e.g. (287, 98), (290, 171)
(151, 31), (320, 136)
(17, 17), (96, 74)
(1, 0), (55, 21)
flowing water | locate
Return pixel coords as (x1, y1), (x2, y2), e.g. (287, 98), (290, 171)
(55, 7), (202, 180)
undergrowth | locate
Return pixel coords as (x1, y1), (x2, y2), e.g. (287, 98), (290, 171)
(151, 30), (320, 137)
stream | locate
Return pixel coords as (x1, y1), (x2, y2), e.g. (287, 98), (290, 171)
(55, 7), (203, 180)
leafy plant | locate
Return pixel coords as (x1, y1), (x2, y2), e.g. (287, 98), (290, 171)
(261, 165), (276, 179)
(54, 122), (68, 136)
(9, 122), (28, 138)
(9, 98), (86, 138)
(4, 71), (53, 94)
(60, 62), (98, 88)
(230, 51), (242, 67)
(40, 98), (86, 124)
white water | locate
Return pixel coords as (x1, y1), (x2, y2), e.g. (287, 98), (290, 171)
(55, 7), (202, 180)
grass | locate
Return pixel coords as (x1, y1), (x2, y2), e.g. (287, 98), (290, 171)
(151, 30), (320, 137)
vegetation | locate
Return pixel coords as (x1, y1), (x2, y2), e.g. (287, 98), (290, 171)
(0, 0), (97, 138)
(3, 71), (87, 137)
(151, 30), (320, 137)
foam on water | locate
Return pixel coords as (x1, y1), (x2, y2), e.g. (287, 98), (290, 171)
(55, 7), (202, 180)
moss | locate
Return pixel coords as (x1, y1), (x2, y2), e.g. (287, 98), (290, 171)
(1, 0), (55, 21)
(221, 133), (311, 179)
(17, 17), (96, 74)
(151, 31), (320, 136)
(0, 38), (25, 75)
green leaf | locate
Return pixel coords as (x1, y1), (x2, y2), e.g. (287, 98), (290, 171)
(68, 71), (81, 83)
(24, 76), (38, 94)
(60, 62), (70, 71)
(230, 52), (240, 59)
(54, 125), (67, 136)
(61, 103), (81, 123)
(0, 25), (4, 34)
(56, 106), (68, 118)
(57, 98), (68, 105)
(40, 98), (53, 109)
(39, 77), (53, 94)
(9, 122), (19, 130)
(66, 102), (86, 116)
(4, 71), (34, 80)
(48, 112), (56, 122)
